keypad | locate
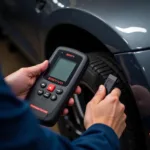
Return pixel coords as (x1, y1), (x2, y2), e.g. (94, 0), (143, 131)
(43, 92), (51, 98)
(37, 90), (44, 95)
(47, 84), (56, 92)
(41, 83), (47, 88)
(56, 89), (63, 95)
(50, 94), (57, 101)
(39, 82), (61, 101)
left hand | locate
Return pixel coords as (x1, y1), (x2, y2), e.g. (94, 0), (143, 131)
(5, 60), (81, 115)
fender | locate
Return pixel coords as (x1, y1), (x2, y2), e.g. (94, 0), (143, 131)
(41, 8), (130, 56)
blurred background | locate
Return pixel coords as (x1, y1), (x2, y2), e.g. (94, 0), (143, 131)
(0, 37), (59, 133)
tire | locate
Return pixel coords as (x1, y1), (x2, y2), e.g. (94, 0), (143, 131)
(58, 52), (146, 150)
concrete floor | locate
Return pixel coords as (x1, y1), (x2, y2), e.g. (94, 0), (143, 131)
(0, 40), (59, 133)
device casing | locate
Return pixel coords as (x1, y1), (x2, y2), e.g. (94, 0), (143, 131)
(27, 47), (88, 126)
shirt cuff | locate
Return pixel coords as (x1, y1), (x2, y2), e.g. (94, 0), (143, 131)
(84, 124), (120, 149)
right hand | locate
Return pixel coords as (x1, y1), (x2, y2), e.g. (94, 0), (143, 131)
(84, 85), (126, 138)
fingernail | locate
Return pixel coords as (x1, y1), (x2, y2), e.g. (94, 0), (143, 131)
(99, 85), (104, 91)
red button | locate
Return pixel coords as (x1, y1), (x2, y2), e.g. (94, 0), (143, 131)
(47, 84), (56, 92)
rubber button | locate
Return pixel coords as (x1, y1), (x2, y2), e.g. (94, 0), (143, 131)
(56, 89), (63, 94)
(41, 83), (47, 88)
(47, 84), (56, 92)
(38, 90), (44, 95)
(50, 94), (57, 101)
(43, 92), (50, 98)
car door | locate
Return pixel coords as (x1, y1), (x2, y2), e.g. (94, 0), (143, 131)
(0, 0), (45, 63)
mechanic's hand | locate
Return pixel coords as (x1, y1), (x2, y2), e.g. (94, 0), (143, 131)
(5, 60), (81, 115)
(84, 85), (126, 138)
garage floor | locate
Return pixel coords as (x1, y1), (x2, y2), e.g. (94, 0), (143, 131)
(0, 40), (59, 133)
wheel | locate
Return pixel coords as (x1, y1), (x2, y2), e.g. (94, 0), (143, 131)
(58, 52), (146, 150)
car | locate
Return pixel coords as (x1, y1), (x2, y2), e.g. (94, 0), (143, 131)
(0, 1), (150, 150)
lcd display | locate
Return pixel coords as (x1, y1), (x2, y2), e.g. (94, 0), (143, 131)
(49, 57), (76, 82)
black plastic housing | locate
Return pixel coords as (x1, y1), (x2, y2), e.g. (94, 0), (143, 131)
(27, 47), (89, 126)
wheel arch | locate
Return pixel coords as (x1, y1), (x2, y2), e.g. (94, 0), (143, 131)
(43, 8), (130, 58)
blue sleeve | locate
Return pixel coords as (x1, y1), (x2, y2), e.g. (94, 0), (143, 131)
(0, 72), (119, 150)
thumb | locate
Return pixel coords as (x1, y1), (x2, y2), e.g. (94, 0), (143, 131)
(27, 60), (49, 76)
(92, 85), (106, 104)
